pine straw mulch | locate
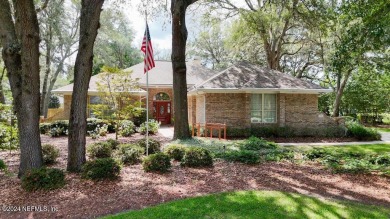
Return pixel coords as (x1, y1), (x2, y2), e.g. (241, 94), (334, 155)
(1, 134), (390, 219)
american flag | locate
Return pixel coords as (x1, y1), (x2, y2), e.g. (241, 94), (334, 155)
(141, 23), (155, 73)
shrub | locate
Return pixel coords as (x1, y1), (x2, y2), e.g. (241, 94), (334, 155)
(226, 128), (251, 138)
(346, 121), (381, 141)
(105, 139), (120, 150)
(81, 158), (121, 180)
(42, 144), (60, 165)
(48, 95), (60, 108)
(261, 148), (294, 162)
(119, 120), (135, 137)
(21, 168), (65, 191)
(181, 147), (213, 167)
(87, 142), (113, 159)
(49, 120), (69, 137)
(305, 148), (329, 160)
(0, 122), (18, 150)
(369, 154), (390, 165)
(0, 159), (6, 171)
(115, 144), (144, 165)
(240, 136), (278, 151)
(219, 150), (260, 164)
(39, 123), (51, 134)
(142, 153), (171, 172)
(139, 119), (160, 135)
(87, 118), (104, 132)
(132, 108), (147, 127)
(331, 159), (372, 174)
(136, 138), (161, 155)
(165, 144), (187, 161)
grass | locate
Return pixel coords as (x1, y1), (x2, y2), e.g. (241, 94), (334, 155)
(372, 127), (390, 133)
(289, 144), (390, 154)
(102, 191), (390, 219)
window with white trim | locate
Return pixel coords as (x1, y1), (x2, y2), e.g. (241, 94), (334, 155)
(251, 94), (277, 123)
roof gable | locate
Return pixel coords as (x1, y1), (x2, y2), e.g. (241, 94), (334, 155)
(194, 62), (326, 90)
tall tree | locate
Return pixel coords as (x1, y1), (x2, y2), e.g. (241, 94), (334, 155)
(39, 1), (80, 118)
(330, 0), (390, 116)
(93, 8), (142, 73)
(67, 0), (105, 172)
(0, 0), (43, 176)
(171, 0), (198, 139)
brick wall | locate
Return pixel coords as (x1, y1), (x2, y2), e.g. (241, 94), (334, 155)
(193, 93), (338, 130)
(188, 95), (196, 124)
(204, 93), (251, 128)
(281, 93), (338, 129)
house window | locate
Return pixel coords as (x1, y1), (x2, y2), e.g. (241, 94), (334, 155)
(251, 94), (277, 123)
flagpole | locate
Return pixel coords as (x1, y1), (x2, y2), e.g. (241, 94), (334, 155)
(145, 12), (149, 157)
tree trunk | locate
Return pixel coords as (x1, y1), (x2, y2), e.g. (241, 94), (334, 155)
(0, 68), (6, 104)
(67, 0), (104, 172)
(332, 69), (352, 117)
(171, 0), (197, 139)
(0, 0), (43, 177)
(41, 26), (52, 117)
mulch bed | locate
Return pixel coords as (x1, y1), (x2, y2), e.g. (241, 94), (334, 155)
(1, 134), (390, 219)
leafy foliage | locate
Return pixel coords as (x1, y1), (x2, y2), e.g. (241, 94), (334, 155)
(119, 120), (135, 137)
(87, 142), (113, 159)
(142, 153), (171, 173)
(181, 147), (213, 167)
(0, 159), (6, 171)
(136, 138), (161, 155)
(81, 158), (121, 181)
(21, 168), (65, 191)
(115, 144), (144, 165)
(42, 144), (60, 165)
(217, 150), (260, 164)
(48, 95), (60, 109)
(165, 144), (187, 161)
(139, 119), (160, 135)
(346, 121), (381, 141)
(240, 136), (278, 151)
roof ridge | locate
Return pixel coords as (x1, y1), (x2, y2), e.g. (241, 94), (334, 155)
(193, 63), (238, 88)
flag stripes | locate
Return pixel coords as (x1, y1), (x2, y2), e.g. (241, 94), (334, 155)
(141, 23), (155, 73)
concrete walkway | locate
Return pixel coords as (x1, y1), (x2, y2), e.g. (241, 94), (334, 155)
(158, 127), (390, 146)
(158, 126), (174, 139)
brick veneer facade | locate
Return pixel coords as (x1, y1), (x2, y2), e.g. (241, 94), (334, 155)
(189, 92), (339, 130)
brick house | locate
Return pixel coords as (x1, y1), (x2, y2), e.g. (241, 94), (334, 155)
(52, 61), (339, 131)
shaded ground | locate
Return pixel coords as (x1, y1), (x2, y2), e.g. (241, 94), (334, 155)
(1, 134), (390, 219)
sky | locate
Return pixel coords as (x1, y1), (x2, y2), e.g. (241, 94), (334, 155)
(120, 0), (203, 56)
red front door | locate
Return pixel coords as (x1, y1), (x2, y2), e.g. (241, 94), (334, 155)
(154, 101), (171, 125)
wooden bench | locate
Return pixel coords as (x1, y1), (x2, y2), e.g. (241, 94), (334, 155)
(192, 123), (226, 140)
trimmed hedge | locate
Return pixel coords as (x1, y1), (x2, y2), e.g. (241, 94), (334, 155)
(81, 158), (121, 180)
(142, 153), (171, 172)
(21, 168), (65, 191)
(181, 147), (213, 167)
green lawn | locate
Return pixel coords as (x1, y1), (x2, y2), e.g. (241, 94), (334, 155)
(372, 127), (390, 133)
(289, 144), (390, 154)
(102, 191), (390, 219)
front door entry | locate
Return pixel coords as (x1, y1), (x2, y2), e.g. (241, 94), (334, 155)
(154, 101), (171, 125)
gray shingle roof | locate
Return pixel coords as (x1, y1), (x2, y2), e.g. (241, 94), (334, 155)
(52, 60), (216, 94)
(193, 62), (326, 90)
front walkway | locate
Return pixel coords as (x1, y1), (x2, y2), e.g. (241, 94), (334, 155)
(159, 127), (390, 146)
